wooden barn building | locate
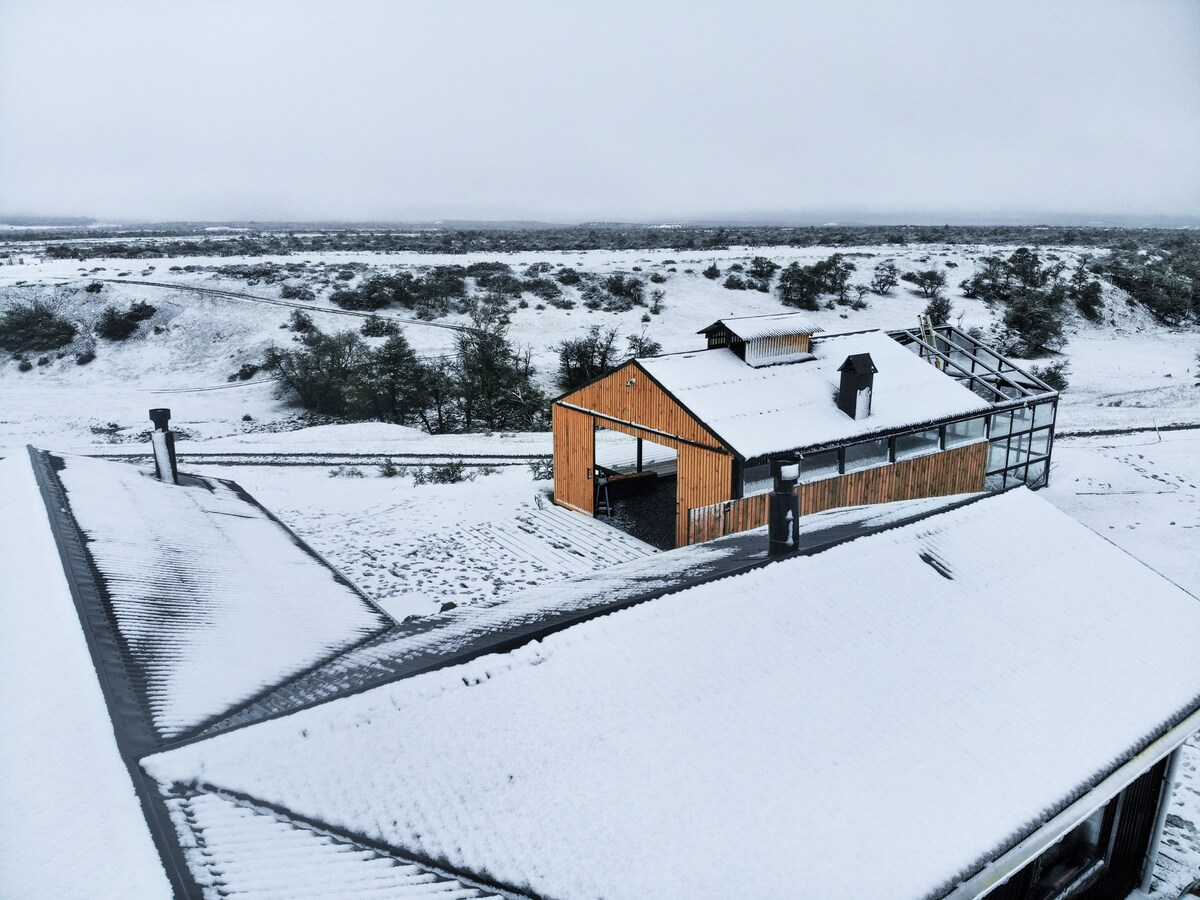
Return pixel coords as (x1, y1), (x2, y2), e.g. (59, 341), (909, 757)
(552, 313), (1059, 548)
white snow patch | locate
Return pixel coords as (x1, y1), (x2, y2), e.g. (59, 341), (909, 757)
(0, 456), (171, 900)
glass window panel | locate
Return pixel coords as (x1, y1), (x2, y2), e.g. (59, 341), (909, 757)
(1008, 432), (1031, 466)
(988, 440), (1010, 473)
(1024, 459), (1049, 488)
(984, 472), (1008, 492)
(843, 439), (889, 473)
(742, 462), (773, 496)
(896, 428), (941, 460)
(1034, 401), (1055, 429)
(798, 449), (839, 482)
(945, 417), (986, 448)
(1012, 404), (1035, 433)
(1030, 429), (1050, 459)
(1029, 804), (1107, 900)
(990, 410), (1013, 438)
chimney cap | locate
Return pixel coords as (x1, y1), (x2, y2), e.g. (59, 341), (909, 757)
(838, 353), (878, 376)
(149, 408), (172, 430)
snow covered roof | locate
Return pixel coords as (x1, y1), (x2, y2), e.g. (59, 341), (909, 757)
(199, 495), (978, 734)
(163, 787), (501, 899)
(0, 455), (172, 899)
(640, 329), (992, 458)
(45, 452), (394, 740)
(697, 311), (823, 340)
(143, 489), (1200, 900)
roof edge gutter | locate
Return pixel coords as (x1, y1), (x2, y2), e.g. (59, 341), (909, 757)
(941, 702), (1200, 900)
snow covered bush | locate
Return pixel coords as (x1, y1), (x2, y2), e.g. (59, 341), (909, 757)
(528, 457), (553, 481)
(412, 460), (474, 484)
(0, 295), (78, 353)
(1029, 360), (1069, 392)
(95, 306), (140, 341)
(360, 315), (400, 338)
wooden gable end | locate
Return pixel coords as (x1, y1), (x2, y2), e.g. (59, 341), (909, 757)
(558, 361), (728, 452)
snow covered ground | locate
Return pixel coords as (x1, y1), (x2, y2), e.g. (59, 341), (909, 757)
(1, 243), (1197, 450)
(3, 242), (1199, 893)
(195, 463), (655, 621)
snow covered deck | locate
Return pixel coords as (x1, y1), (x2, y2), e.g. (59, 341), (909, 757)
(639, 328), (992, 459)
(144, 489), (1200, 899)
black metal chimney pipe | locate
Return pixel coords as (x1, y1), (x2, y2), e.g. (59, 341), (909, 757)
(768, 458), (800, 556)
(148, 408), (179, 484)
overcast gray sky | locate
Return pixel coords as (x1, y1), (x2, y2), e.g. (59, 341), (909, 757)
(1, 0), (1197, 224)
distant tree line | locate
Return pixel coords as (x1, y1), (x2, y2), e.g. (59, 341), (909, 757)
(30, 225), (1200, 261)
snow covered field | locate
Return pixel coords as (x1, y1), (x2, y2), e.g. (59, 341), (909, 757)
(1, 243), (1197, 450)
(2, 242), (1199, 893)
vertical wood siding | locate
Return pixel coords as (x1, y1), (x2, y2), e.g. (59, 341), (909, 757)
(563, 361), (727, 449)
(551, 403), (596, 514)
(674, 445), (734, 547)
(685, 441), (988, 544)
(688, 494), (771, 544)
(556, 362), (737, 546)
(797, 440), (988, 516)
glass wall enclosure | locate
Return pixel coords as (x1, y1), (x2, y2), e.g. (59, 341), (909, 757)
(740, 397), (1056, 497)
(986, 397), (1056, 489)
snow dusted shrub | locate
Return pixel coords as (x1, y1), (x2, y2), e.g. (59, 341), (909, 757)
(127, 301), (156, 321)
(327, 465), (365, 478)
(1029, 361), (1069, 392)
(289, 310), (315, 332)
(280, 283), (316, 302)
(378, 458), (401, 478)
(17, 358), (32, 371)
(412, 460), (475, 484)
(528, 457), (553, 481)
(923, 293), (953, 325)
(95, 306), (140, 341)
(360, 315), (400, 338)
(0, 297), (77, 353)
(703, 263), (721, 280)
(75, 349), (96, 365)
(84, 281), (104, 293)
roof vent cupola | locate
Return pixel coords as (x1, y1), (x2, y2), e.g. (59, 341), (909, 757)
(837, 354), (877, 420)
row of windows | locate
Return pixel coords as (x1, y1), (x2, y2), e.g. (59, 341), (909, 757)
(743, 400), (1056, 494)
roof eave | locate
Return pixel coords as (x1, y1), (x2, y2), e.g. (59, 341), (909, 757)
(939, 700), (1200, 900)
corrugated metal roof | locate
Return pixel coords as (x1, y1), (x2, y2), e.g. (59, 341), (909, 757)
(163, 787), (505, 899)
(48, 453), (394, 741)
(142, 489), (1200, 900)
(698, 312), (824, 340)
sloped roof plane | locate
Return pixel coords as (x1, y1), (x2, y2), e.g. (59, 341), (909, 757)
(142, 489), (1200, 900)
(639, 329), (991, 458)
(46, 453), (394, 741)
